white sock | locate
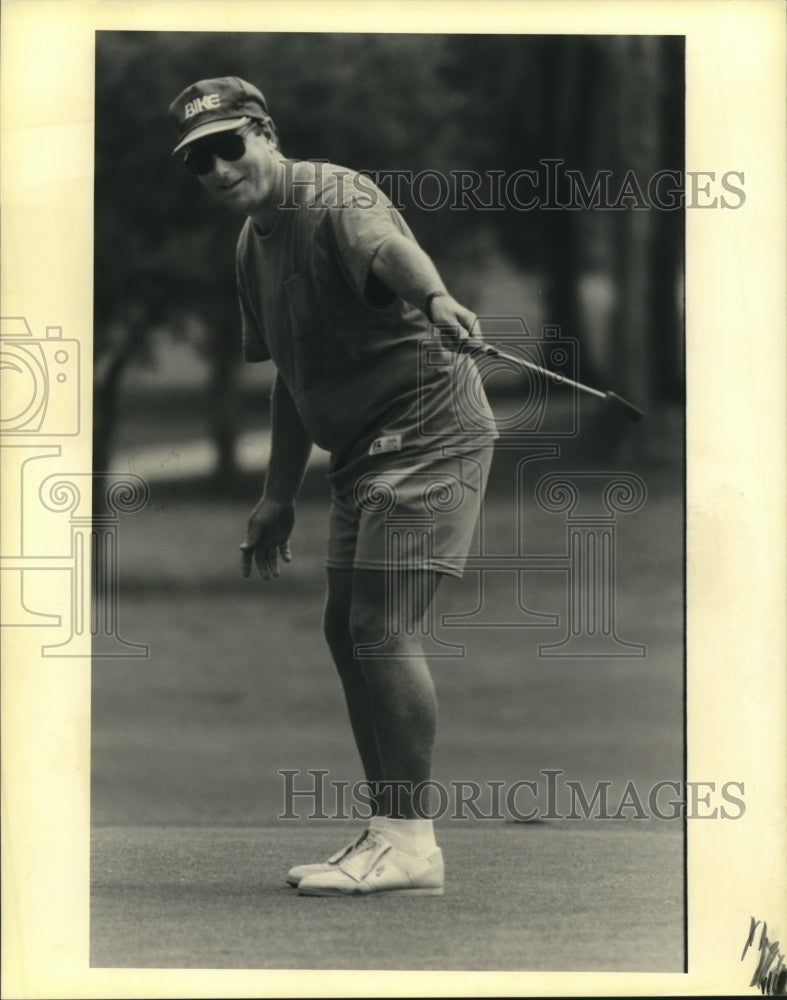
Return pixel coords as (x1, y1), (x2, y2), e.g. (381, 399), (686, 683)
(370, 815), (437, 857)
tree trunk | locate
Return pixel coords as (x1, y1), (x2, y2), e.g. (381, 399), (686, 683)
(202, 301), (243, 492)
(208, 340), (241, 491)
(92, 323), (136, 515)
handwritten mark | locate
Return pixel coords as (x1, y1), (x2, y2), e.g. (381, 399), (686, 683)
(742, 917), (787, 995)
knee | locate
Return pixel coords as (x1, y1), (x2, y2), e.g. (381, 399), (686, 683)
(350, 602), (420, 658)
(348, 602), (385, 651)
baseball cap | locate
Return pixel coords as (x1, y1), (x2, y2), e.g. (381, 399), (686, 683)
(168, 76), (268, 154)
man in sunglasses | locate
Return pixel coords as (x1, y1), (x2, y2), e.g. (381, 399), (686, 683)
(169, 77), (497, 897)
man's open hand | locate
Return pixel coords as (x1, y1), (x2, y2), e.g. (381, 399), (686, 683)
(240, 498), (295, 580)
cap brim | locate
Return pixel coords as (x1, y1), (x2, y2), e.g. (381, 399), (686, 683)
(172, 116), (251, 155)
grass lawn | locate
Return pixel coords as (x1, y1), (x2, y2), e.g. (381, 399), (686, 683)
(91, 422), (685, 972)
(92, 445), (684, 828)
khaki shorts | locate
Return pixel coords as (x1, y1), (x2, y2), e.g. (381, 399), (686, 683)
(326, 447), (494, 578)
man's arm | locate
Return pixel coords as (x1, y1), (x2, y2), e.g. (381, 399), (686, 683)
(370, 233), (481, 339)
(241, 373), (313, 580)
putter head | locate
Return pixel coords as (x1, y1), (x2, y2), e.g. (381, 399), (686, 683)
(604, 391), (644, 423)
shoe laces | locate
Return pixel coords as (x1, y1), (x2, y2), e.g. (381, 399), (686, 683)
(328, 829), (369, 864)
(338, 832), (391, 881)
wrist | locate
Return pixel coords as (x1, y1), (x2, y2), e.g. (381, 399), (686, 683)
(424, 290), (449, 323)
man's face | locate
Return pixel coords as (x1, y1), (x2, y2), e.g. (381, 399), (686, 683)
(189, 125), (280, 216)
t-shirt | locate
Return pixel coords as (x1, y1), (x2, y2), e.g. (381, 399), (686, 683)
(236, 159), (497, 493)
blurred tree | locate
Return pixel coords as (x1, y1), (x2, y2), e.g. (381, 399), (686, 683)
(95, 33), (239, 490)
(438, 34), (685, 417)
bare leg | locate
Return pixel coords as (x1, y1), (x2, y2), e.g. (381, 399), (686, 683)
(348, 568), (443, 819)
(323, 568), (384, 810)
(293, 567), (445, 891)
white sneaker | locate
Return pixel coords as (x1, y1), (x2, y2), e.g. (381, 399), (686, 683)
(286, 831), (370, 887)
(297, 831), (444, 896)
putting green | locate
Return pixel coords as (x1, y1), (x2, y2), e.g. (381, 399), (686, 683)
(91, 823), (683, 971)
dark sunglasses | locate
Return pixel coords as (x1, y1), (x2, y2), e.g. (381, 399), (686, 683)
(183, 126), (254, 175)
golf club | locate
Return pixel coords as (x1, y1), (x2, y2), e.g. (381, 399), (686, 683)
(455, 339), (644, 423)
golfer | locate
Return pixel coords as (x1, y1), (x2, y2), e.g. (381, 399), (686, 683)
(169, 76), (497, 896)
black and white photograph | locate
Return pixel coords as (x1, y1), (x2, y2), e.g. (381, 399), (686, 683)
(90, 28), (688, 971)
(1, 2), (784, 997)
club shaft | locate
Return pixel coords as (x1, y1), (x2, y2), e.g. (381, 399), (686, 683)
(466, 342), (608, 401)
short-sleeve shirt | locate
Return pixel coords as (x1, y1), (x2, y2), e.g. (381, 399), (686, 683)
(236, 159), (497, 493)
